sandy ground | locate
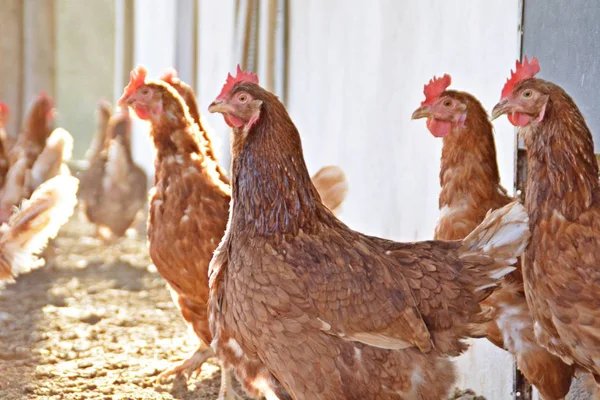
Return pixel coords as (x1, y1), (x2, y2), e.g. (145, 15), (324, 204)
(0, 211), (226, 400)
(0, 209), (484, 400)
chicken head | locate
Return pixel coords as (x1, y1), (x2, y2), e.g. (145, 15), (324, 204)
(117, 66), (163, 121)
(208, 65), (262, 129)
(28, 93), (55, 132)
(411, 74), (469, 137)
(491, 56), (548, 127)
(0, 102), (9, 126)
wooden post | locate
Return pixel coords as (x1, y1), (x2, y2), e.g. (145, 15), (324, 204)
(0, 1), (24, 136)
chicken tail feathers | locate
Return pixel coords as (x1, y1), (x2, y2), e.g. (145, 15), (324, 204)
(47, 127), (74, 162)
(30, 128), (74, 190)
(0, 175), (79, 280)
(311, 165), (348, 215)
(459, 201), (530, 292)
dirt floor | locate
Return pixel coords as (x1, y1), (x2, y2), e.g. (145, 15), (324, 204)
(0, 210), (226, 400)
(0, 209), (484, 400)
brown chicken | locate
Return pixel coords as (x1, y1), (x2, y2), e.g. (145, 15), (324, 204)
(0, 156), (31, 221)
(117, 66), (348, 398)
(79, 110), (148, 238)
(9, 92), (54, 168)
(0, 93), (57, 222)
(491, 57), (600, 391)
(0, 126), (74, 223)
(84, 100), (113, 162)
(29, 127), (73, 191)
(79, 101), (113, 202)
(0, 102), (9, 141)
(411, 75), (574, 399)
(0, 175), (79, 282)
(0, 102), (11, 188)
(206, 67), (531, 399)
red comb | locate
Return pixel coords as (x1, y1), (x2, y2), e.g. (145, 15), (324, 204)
(0, 102), (9, 115)
(160, 68), (179, 84)
(217, 64), (259, 99)
(421, 74), (451, 106)
(501, 56), (540, 99)
(37, 92), (53, 107)
(123, 65), (148, 98)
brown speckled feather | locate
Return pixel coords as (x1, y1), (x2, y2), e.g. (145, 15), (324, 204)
(9, 95), (53, 169)
(147, 111), (230, 348)
(515, 79), (600, 382)
(161, 74), (230, 185)
(80, 102), (112, 207)
(433, 91), (573, 398)
(209, 83), (530, 399)
(84, 100), (112, 162)
(0, 96), (55, 219)
(0, 133), (9, 190)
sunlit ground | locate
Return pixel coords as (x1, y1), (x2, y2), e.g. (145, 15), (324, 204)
(0, 209), (225, 400)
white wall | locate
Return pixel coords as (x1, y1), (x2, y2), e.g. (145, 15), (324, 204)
(194, 0), (239, 169)
(126, 0), (178, 176)
(285, 1), (520, 398)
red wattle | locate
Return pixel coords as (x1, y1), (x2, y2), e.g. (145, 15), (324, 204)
(507, 112), (532, 127)
(133, 106), (150, 120)
(426, 118), (452, 138)
(224, 114), (244, 128)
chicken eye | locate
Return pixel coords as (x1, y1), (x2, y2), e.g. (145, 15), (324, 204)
(237, 93), (248, 103)
(140, 88), (150, 96)
(522, 90), (533, 99)
(443, 99), (452, 108)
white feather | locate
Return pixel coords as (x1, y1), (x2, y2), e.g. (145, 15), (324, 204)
(1, 175), (78, 279)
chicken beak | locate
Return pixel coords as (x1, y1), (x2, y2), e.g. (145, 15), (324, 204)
(117, 95), (131, 109)
(208, 99), (233, 114)
(490, 99), (510, 121)
(411, 106), (431, 120)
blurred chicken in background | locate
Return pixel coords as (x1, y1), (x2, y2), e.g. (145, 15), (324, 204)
(0, 94), (74, 223)
(0, 102), (11, 189)
(29, 127), (73, 191)
(84, 100), (113, 163)
(0, 175), (79, 282)
(8, 93), (54, 168)
(79, 107), (148, 239)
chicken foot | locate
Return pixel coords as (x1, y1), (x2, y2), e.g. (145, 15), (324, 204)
(156, 345), (245, 399)
(156, 345), (213, 383)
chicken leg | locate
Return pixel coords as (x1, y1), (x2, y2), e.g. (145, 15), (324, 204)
(218, 368), (244, 400)
(156, 344), (213, 383)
